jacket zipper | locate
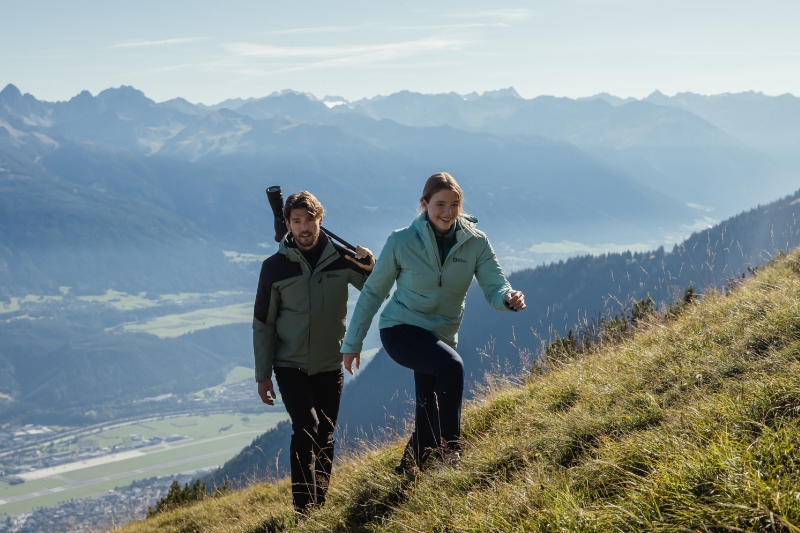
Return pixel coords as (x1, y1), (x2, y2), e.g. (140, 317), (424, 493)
(297, 245), (337, 373)
(424, 224), (470, 289)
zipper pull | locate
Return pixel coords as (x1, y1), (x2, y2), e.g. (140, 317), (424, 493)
(439, 272), (442, 287)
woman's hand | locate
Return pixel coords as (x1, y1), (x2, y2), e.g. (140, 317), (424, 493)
(345, 246), (376, 271)
(505, 290), (526, 310)
(343, 352), (361, 374)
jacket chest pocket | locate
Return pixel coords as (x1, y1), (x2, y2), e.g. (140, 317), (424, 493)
(320, 273), (348, 310)
(443, 256), (475, 285)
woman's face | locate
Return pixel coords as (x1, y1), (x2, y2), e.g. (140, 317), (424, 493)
(422, 189), (461, 233)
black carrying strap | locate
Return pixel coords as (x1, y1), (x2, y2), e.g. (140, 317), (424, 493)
(322, 228), (371, 266)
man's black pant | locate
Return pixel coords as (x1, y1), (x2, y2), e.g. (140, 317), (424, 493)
(274, 367), (344, 513)
(380, 324), (464, 467)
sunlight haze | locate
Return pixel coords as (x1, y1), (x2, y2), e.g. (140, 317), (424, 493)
(2, 0), (798, 103)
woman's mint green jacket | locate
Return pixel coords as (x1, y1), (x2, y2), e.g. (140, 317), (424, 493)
(341, 214), (515, 353)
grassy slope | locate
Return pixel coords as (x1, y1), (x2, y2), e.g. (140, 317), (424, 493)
(114, 251), (800, 532)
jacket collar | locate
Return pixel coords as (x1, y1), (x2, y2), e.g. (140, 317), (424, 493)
(425, 212), (458, 239)
(412, 212), (479, 241)
(278, 231), (338, 272)
(413, 213), (479, 266)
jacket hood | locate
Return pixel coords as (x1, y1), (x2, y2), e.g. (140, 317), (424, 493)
(277, 230), (334, 261)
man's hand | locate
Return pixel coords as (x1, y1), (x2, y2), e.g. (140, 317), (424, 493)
(343, 352), (361, 375)
(345, 246), (376, 272)
(505, 290), (526, 310)
(257, 379), (277, 405)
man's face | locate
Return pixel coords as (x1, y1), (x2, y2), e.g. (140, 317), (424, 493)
(286, 208), (322, 251)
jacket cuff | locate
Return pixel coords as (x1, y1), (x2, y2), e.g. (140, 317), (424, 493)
(340, 340), (363, 353)
(499, 289), (516, 312)
(255, 368), (273, 382)
(502, 299), (518, 312)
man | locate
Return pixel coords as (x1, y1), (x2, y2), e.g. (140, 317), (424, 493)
(253, 190), (374, 515)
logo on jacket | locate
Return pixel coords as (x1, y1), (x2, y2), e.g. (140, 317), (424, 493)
(326, 273), (341, 278)
(452, 257), (466, 263)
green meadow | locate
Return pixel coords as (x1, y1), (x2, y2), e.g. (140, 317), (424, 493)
(122, 303), (252, 338)
(0, 411), (287, 516)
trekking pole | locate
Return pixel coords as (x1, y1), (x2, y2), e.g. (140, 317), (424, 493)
(266, 186), (372, 265)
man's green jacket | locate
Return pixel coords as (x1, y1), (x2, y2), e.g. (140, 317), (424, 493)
(253, 232), (369, 381)
(341, 214), (514, 354)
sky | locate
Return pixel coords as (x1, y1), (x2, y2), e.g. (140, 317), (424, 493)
(1, 0), (799, 104)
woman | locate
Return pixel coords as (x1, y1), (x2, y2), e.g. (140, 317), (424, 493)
(341, 172), (525, 472)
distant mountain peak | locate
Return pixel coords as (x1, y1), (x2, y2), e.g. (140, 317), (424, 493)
(158, 97), (205, 116)
(322, 95), (348, 109)
(645, 90), (670, 103)
(578, 93), (638, 106)
(97, 85), (151, 103)
(196, 97), (256, 112)
(0, 83), (22, 101)
(481, 87), (521, 100)
(68, 90), (94, 103)
(208, 107), (243, 119)
(267, 89), (318, 101)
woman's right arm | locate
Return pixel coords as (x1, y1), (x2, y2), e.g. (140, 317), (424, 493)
(341, 232), (400, 354)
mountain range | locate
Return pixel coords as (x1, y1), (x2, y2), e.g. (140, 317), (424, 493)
(2, 82), (799, 433)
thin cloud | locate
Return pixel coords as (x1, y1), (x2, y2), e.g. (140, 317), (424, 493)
(654, 50), (749, 57)
(263, 22), (506, 35)
(262, 24), (374, 35)
(140, 56), (465, 79)
(448, 9), (530, 21)
(216, 38), (463, 82)
(387, 23), (509, 30)
(223, 37), (461, 60)
(132, 37), (463, 80)
(352, 60), (467, 70)
(112, 37), (209, 48)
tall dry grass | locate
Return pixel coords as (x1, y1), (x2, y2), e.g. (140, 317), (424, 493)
(115, 251), (800, 532)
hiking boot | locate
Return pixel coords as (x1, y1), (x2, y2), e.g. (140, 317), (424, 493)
(393, 459), (419, 477)
(435, 450), (461, 471)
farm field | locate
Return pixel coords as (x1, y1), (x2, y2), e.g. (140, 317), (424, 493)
(122, 303), (253, 338)
(0, 411), (287, 515)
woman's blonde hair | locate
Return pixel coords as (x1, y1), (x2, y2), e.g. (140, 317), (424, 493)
(419, 172), (464, 212)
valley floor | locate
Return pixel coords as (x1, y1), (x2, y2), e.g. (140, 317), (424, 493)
(0, 411), (288, 517)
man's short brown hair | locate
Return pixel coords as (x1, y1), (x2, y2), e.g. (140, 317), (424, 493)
(283, 191), (325, 221)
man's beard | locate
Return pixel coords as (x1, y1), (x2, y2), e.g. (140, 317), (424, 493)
(296, 232), (317, 245)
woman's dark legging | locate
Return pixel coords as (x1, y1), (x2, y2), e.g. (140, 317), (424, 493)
(380, 324), (464, 466)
